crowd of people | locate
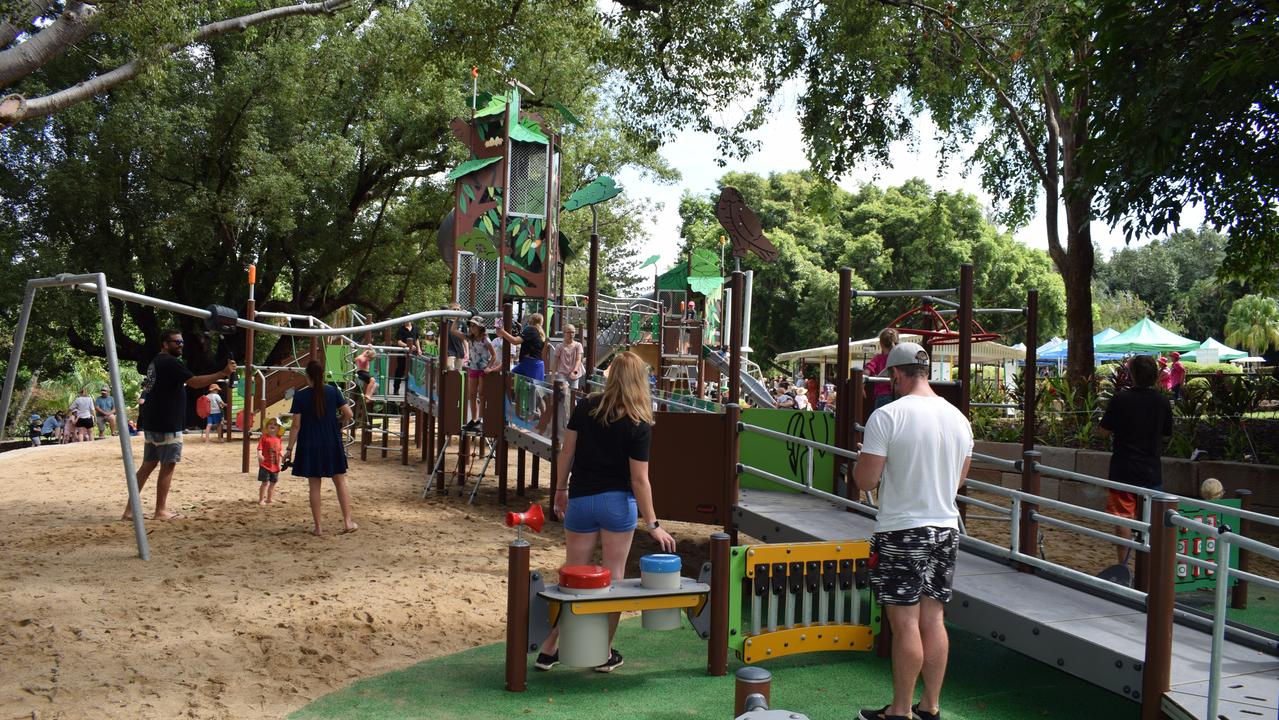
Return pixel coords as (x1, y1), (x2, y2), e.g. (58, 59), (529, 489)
(26, 386), (138, 447)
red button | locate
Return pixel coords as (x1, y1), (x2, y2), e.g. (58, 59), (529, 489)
(559, 565), (611, 589)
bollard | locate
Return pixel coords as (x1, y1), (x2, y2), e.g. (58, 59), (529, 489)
(504, 538), (530, 692)
(733, 666), (771, 717)
(709, 532), (731, 676)
(1141, 495), (1178, 720)
(1232, 489), (1253, 610)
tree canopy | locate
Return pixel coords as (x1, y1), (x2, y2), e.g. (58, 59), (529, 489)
(0, 0), (671, 376)
(675, 172), (1065, 364)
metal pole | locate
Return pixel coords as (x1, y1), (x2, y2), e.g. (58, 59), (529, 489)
(94, 274), (150, 561)
(708, 531), (730, 676)
(1141, 495), (1178, 720)
(958, 264), (973, 417)
(586, 224), (600, 371)
(1232, 489), (1253, 609)
(505, 538), (530, 692)
(1018, 450), (1042, 571)
(0, 281), (38, 442)
(242, 265), (256, 473)
(1207, 533), (1231, 719)
(1023, 289), (1038, 453)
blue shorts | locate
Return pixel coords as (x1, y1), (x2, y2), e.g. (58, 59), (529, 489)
(564, 490), (637, 534)
(207, 412), (223, 426)
(513, 357), (545, 381)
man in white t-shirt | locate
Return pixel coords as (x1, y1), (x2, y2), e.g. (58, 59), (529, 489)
(853, 342), (972, 720)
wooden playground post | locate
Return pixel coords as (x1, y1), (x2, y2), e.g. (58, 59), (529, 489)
(723, 403), (740, 544)
(1232, 489), (1253, 609)
(586, 231), (600, 371)
(548, 379), (561, 520)
(727, 271), (744, 405)
(517, 449), (526, 497)
(1141, 495), (1178, 720)
(241, 264), (256, 474)
(834, 268), (852, 489)
(708, 531), (730, 676)
(1023, 289), (1038, 453)
(957, 264), (973, 522)
(497, 302), (512, 505)
(1018, 450), (1042, 572)
(505, 536), (530, 692)
(848, 368), (864, 505)
(530, 455), (539, 492)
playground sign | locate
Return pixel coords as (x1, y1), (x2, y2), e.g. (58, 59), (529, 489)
(739, 408), (836, 495)
(1175, 499), (1241, 592)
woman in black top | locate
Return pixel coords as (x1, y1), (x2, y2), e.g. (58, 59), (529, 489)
(533, 351), (676, 673)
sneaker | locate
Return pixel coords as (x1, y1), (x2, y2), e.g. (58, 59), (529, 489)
(858, 707), (911, 720)
(533, 651), (558, 671)
(912, 705), (940, 720)
(593, 649), (624, 673)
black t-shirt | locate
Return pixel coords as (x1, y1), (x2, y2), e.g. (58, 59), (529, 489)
(396, 324), (419, 347)
(445, 321), (466, 358)
(1100, 387), (1173, 488)
(520, 325), (545, 360)
(567, 394), (651, 498)
(138, 353), (195, 432)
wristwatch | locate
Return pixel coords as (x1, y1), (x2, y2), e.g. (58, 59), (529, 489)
(644, 520), (661, 531)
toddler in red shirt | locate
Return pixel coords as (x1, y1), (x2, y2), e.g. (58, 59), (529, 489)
(257, 418), (284, 506)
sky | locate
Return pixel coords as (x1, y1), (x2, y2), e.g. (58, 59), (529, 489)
(614, 86), (1204, 289)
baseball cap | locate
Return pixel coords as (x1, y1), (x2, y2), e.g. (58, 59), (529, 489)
(30, 413), (39, 420)
(100, 386), (109, 392)
(879, 341), (930, 376)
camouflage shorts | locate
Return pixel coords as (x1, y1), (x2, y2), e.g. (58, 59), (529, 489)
(869, 526), (959, 606)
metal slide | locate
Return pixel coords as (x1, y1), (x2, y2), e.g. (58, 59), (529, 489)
(704, 348), (775, 408)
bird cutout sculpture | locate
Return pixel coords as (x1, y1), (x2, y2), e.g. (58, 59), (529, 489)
(563, 176), (622, 212)
(716, 187), (779, 263)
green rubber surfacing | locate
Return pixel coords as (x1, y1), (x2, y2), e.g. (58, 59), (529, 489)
(291, 618), (1136, 720)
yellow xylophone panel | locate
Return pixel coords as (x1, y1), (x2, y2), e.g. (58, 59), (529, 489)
(741, 624), (875, 663)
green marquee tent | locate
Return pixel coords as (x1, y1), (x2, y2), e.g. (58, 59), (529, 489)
(1182, 337), (1247, 362)
(1095, 317), (1200, 354)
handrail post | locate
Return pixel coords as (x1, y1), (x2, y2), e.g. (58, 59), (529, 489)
(1141, 495), (1178, 720)
(1018, 451), (1042, 571)
(724, 403), (741, 543)
(847, 367), (864, 504)
(1231, 489), (1253, 609)
(708, 532), (730, 677)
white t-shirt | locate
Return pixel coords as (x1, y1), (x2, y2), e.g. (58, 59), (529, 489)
(859, 394), (973, 533)
(71, 396), (95, 419)
(206, 392), (226, 414)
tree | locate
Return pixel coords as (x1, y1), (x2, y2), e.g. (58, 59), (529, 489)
(1083, 0), (1279, 291)
(1092, 286), (1152, 333)
(0, 1), (670, 376)
(604, 0), (1105, 388)
(0, 0), (357, 128)
(675, 172), (1065, 364)
(1225, 295), (1279, 357)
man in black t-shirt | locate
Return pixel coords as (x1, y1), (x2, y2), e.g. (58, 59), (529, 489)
(1099, 354), (1172, 567)
(126, 328), (237, 522)
(392, 321), (420, 396)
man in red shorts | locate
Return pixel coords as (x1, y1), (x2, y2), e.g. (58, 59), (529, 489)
(1099, 354), (1173, 567)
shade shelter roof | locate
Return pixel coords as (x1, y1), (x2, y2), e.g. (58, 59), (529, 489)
(1095, 318), (1200, 354)
(775, 334), (1026, 365)
(1183, 337), (1248, 362)
(1037, 328), (1128, 363)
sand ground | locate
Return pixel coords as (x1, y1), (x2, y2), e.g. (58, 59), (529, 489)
(1, 435), (1273, 719)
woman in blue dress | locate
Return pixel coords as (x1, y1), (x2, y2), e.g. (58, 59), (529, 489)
(284, 361), (357, 536)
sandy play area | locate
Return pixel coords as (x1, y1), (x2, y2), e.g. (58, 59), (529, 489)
(0, 435), (702, 719)
(2, 434), (1270, 719)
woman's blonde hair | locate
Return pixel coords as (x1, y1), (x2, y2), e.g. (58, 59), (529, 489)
(528, 312), (546, 342)
(591, 351), (653, 426)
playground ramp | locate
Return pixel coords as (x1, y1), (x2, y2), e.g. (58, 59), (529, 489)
(733, 487), (1279, 720)
(704, 348), (776, 408)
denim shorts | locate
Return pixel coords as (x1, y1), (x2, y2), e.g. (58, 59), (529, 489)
(564, 490), (637, 533)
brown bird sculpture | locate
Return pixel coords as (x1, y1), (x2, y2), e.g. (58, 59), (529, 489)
(716, 186), (779, 263)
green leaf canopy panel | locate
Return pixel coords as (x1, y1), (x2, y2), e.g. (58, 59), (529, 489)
(1094, 317), (1200, 354)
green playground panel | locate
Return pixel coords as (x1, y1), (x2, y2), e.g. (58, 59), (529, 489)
(727, 543), (880, 658)
(1175, 499), (1242, 592)
(324, 344), (352, 384)
(739, 408), (837, 495)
